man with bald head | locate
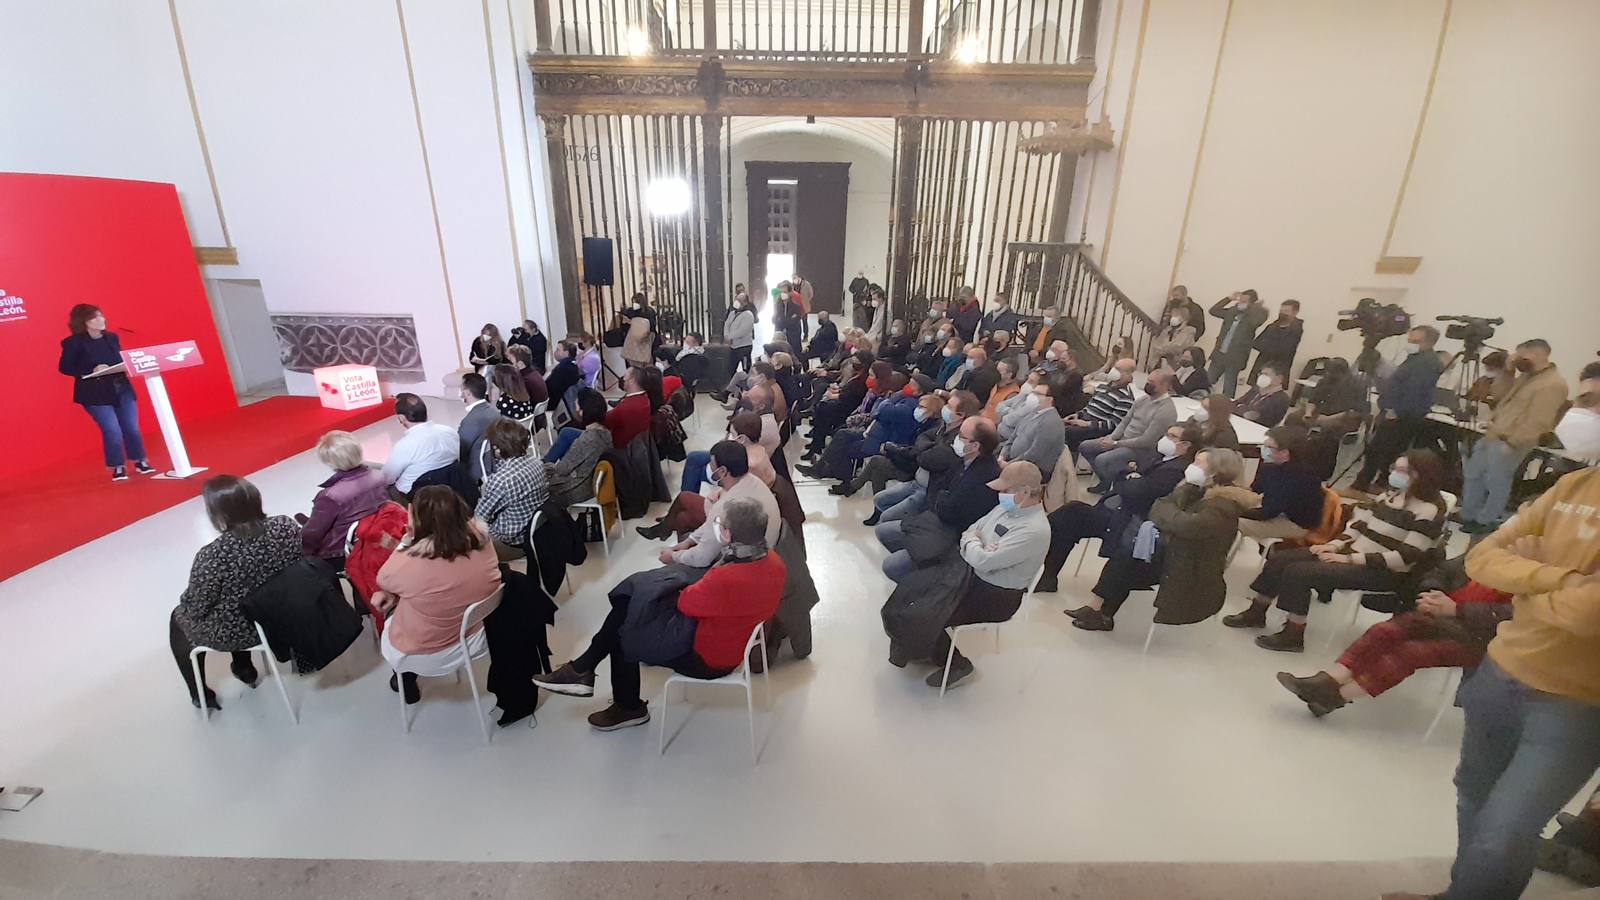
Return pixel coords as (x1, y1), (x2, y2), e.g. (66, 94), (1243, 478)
(953, 344), (1000, 405)
(877, 415), (1002, 582)
(1064, 357), (1137, 455)
(1078, 368), (1179, 492)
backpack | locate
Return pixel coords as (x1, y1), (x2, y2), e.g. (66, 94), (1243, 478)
(652, 403), (687, 461)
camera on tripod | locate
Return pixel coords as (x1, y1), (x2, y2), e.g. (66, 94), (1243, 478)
(1337, 297), (1413, 340)
(1436, 314), (1502, 351)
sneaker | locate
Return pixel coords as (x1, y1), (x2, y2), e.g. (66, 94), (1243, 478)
(111, 467), (128, 482)
(587, 702), (650, 731)
(133, 461), (158, 476)
(1071, 608), (1115, 631)
(927, 656), (974, 689)
(531, 662), (596, 697)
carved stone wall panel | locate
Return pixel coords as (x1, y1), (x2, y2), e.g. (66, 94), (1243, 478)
(271, 313), (425, 383)
(531, 72), (701, 97)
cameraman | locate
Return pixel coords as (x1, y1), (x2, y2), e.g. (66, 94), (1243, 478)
(1351, 325), (1444, 495)
(1207, 290), (1268, 397)
(1460, 339), (1569, 534)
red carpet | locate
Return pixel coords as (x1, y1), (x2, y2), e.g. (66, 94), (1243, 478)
(3, 396), (391, 582)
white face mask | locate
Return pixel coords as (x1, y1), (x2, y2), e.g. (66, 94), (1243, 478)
(951, 436), (968, 457)
(1018, 381), (1036, 397)
(1157, 436), (1179, 459)
(1045, 350), (1058, 361)
(1194, 407), (1211, 423)
(942, 348), (956, 358)
(937, 330), (950, 341)
(1256, 374), (1274, 390)
(1555, 407), (1600, 460)
(1184, 464), (1208, 487)
(964, 358), (977, 371)
(1388, 470), (1411, 492)
(705, 464), (719, 484)
(1025, 392), (1044, 409)
(1404, 342), (1422, 355)
(1169, 315), (1184, 327)
(913, 406), (929, 423)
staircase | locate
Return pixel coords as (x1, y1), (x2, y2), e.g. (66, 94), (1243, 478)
(1005, 242), (1159, 370)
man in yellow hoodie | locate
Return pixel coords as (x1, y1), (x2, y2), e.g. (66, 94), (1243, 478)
(1390, 446), (1600, 900)
(1459, 338), (1568, 533)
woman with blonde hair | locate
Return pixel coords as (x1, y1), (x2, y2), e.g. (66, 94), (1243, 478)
(300, 430), (387, 563)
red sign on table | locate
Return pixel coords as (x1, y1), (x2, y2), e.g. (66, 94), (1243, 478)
(122, 341), (204, 377)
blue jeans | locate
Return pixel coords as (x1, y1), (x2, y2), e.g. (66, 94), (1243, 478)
(1089, 445), (1139, 483)
(544, 426), (583, 462)
(1445, 657), (1600, 900)
(1459, 437), (1523, 526)
(82, 389), (146, 468)
(875, 520), (916, 582)
(873, 481), (925, 523)
(681, 450), (712, 494)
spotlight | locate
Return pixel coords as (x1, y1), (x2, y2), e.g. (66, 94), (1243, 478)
(624, 25), (651, 56)
(644, 177), (691, 216)
(954, 35), (983, 65)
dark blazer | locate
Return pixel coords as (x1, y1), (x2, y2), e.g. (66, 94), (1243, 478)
(1252, 317), (1304, 370)
(458, 400), (502, 480)
(881, 332), (913, 366)
(1209, 299), (1269, 366)
(58, 332), (132, 405)
(957, 362), (1001, 405)
(1174, 366), (1212, 398)
(952, 302), (981, 342)
(544, 359), (583, 414)
(808, 320), (839, 360)
(934, 454), (1002, 530)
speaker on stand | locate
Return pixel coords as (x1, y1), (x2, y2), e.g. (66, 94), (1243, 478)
(582, 237), (624, 391)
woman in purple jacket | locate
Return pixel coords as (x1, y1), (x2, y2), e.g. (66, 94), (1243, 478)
(299, 430), (388, 565)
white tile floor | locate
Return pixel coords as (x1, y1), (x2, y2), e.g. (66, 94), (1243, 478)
(0, 395), (1515, 865)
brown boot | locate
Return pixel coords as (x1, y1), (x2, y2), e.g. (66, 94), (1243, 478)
(1256, 621), (1306, 653)
(1276, 671), (1347, 716)
(1222, 598), (1270, 629)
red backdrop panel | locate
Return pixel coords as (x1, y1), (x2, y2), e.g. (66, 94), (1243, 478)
(0, 174), (237, 476)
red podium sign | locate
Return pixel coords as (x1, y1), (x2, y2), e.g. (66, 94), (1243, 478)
(122, 340), (204, 377)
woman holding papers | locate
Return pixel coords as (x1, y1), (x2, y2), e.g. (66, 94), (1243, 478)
(57, 303), (154, 481)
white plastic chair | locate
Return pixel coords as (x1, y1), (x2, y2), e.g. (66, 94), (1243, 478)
(392, 587), (506, 744)
(659, 622), (769, 762)
(938, 565), (1045, 698)
(191, 622), (297, 725)
(1422, 667), (1463, 742)
(567, 466), (612, 555)
(521, 399), (552, 453)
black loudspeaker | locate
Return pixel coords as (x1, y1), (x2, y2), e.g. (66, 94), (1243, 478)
(582, 237), (614, 286)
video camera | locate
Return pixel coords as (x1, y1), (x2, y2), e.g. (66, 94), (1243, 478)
(1337, 297), (1413, 342)
(1436, 314), (1502, 349)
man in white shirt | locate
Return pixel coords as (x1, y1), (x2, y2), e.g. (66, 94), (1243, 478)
(659, 441), (781, 569)
(381, 393), (461, 497)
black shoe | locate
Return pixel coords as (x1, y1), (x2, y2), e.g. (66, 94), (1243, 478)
(710, 390), (729, 403)
(927, 656), (975, 689)
(389, 672), (421, 704)
(1086, 480), (1111, 495)
(1033, 578), (1059, 594)
(191, 689), (222, 711)
(588, 702), (650, 731)
(635, 523), (670, 540)
(532, 662), (596, 697)
(1063, 604), (1097, 620)
(862, 510), (883, 527)
(133, 461), (158, 476)
(496, 706), (537, 728)
(111, 467), (128, 482)
(231, 662), (260, 688)
(796, 463), (826, 478)
(1255, 623), (1306, 653)
(1071, 608), (1115, 631)
(828, 481), (856, 496)
(1223, 599), (1270, 629)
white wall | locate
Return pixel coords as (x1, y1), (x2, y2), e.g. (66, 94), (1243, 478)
(729, 124), (895, 308)
(0, 0), (561, 398)
(1067, 0), (1600, 379)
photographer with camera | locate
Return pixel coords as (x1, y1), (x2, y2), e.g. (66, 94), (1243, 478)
(1207, 290), (1268, 396)
(1350, 326), (1445, 495)
(1459, 339), (1569, 534)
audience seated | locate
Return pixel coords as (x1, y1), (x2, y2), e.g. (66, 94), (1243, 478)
(299, 430), (387, 565)
(677, 410), (776, 499)
(881, 318), (913, 366)
(382, 394), (461, 500)
(911, 321), (949, 373)
(829, 383), (940, 498)
(996, 368), (1045, 439)
(864, 390), (979, 528)
(934, 337), (966, 385)
(170, 475), (303, 710)
(545, 389), (612, 507)
(475, 419), (550, 561)
(456, 374), (499, 481)
(1237, 426), (1325, 542)
(1234, 365), (1291, 427)
(1063, 358), (1136, 453)
(805, 310), (839, 363)
(1277, 556), (1511, 717)
(1035, 422), (1202, 593)
(997, 373), (1066, 480)
(638, 441), (780, 561)
(1027, 306), (1073, 362)
(1188, 392), (1240, 450)
(1150, 309), (1197, 368)
(1070, 447), (1251, 631)
(1171, 346), (1212, 397)
(877, 416), (1001, 583)
(605, 366), (661, 449)
(950, 346), (1000, 405)
(372, 486), (507, 712)
(804, 350), (874, 459)
(979, 358), (1022, 421)
(1079, 369), (1179, 492)
(534, 498), (785, 731)
(1225, 449), (1449, 653)
(490, 363), (535, 420)
(801, 371), (920, 484)
(506, 344), (549, 408)
(543, 341), (584, 418)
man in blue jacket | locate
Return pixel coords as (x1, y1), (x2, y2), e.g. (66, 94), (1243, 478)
(801, 373), (923, 482)
(1350, 325), (1444, 494)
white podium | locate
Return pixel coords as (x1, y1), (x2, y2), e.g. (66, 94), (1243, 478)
(120, 340), (208, 478)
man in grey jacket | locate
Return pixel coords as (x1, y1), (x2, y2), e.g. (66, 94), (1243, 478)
(999, 379), (1066, 480)
(1078, 370), (1178, 493)
(456, 373), (501, 482)
(1207, 289), (1269, 396)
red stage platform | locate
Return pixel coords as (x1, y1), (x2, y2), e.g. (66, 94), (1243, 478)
(4, 396), (391, 582)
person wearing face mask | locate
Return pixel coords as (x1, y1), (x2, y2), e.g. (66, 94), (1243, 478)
(877, 417), (1002, 583)
(951, 286), (982, 343)
(1207, 289), (1268, 396)
(1036, 340), (1075, 376)
(1238, 426), (1325, 541)
(1350, 326), (1444, 494)
(805, 309), (839, 363)
(724, 292), (757, 375)
(996, 370), (1045, 435)
(911, 321), (946, 373)
(866, 390), (978, 527)
(1171, 346), (1212, 397)
(1028, 305), (1072, 362)
(978, 292), (1021, 339)
(508, 319), (548, 373)
(997, 373), (1066, 480)
(1188, 392), (1240, 450)
(1553, 369), (1600, 464)
(1234, 365), (1292, 427)
(864, 287), (888, 345)
(1247, 299), (1304, 386)
(804, 350), (877, 460)
(1035, 423), (1202, 593)
(791, 272), (814, 317)
(1227, 449), (1450, 653)
(1064, 359), (1139, 454)
(915, 461), (1049, 688)
(952, 345), (1000, 405)
(1069, 448), (1254, 632)
(621, 292), (657, 368)
(535, 497), (785, 732)
(936, 337), (967, 385)
(1459, 338), (1569, 533)
(842, 388), (945, 499)
(468, 322), (508, 373)
(881, 317), (912, 366)
(1162, 286), (1207, 340)
(800, 369), (903, 481)
(981, 359), (1023, 422)
(1079, 370), (1179, 492)
(640, 440), (781, 556)
(812, 373), (928, 491)
(1150, 309), (1198, 368)
(772, 281), (806, 356)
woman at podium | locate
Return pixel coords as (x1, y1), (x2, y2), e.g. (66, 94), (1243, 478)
(57, 303), (154, 481)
